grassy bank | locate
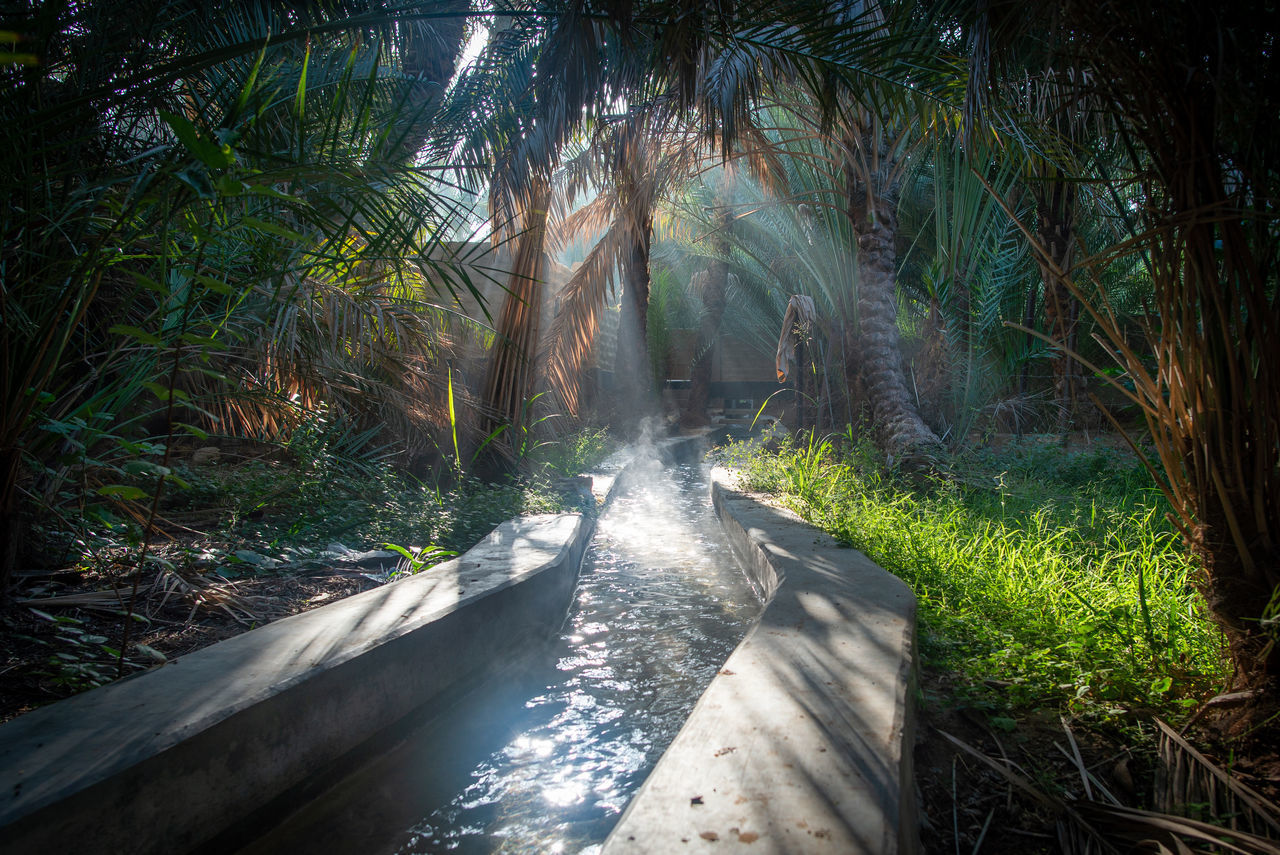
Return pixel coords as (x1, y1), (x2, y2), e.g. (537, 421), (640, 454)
(719, 432), (1226, 724)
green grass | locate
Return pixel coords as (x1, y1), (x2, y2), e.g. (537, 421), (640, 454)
(719, 432), (1227, 721)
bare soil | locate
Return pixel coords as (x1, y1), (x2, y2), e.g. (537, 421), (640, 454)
(1, 564), (381, 723)
(914, 668), (1131, 853)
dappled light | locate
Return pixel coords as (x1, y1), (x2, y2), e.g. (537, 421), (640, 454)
(3, 0), (1279, 852)
(236, 461), (762, 854)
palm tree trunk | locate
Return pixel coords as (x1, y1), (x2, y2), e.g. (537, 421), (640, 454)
(481, 178), (551, 438)
(393, 2), (469, 161)
(1032, 177), (1084, 434)
(1040, 0), (1280, 707)
(1016, 278), (1037, 436)
(846, 144), (941, 462)
(614, 210), (656, 427)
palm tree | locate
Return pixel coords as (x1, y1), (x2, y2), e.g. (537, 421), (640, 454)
(470, 2), (629, 445)
(827, 1), (972, 463)
(899, 134), (1036, 440)
(540, 115), (704, 426)
(0, 0), (486, 593)
(660, 117), (857, 429)
(839, 109), (943, 461)
(972, 0), (1280, 707)
(1003, 59), (1109, 435)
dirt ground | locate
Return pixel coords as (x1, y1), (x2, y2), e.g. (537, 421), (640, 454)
(914, 669), (1127, 853)
(912, 666), (1280, 853)
(1, 563), (382, 723)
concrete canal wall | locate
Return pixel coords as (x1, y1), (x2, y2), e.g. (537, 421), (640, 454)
(603, 467), (919, 854)
(0, 513), (591, 855)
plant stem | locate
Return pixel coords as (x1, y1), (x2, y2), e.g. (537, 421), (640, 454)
(117, 236), (202, 677)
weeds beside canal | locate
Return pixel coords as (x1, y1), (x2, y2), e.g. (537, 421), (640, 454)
(718, 432), (1225, 724)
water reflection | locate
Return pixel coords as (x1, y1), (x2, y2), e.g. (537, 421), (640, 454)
(242, 460), (762, 855)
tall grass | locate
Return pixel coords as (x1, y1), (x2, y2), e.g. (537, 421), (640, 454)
(722, 434), (1226, 719)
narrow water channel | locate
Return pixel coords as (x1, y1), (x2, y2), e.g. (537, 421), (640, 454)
(239, 455), (764, 855)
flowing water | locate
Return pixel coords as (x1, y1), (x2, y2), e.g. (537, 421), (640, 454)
(239, 456), (764, 855)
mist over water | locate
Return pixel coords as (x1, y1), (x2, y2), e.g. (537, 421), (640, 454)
(240, 456), (762, 855)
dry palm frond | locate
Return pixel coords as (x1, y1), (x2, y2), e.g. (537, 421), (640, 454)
(1154, 719), (1280, 841)
(537, 113), (706, 417)
(546, 191), (618, 256)
(941, 724), (1280, 855)
(1074, 803), (1280, 855)
(541, 223), (624, 416)
(482, 175), (553, 434)
(150, 568), (260, 627)
(17, 591), (126, 610)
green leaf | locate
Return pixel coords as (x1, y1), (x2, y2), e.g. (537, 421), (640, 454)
(179, 332), (224, 348)
(295, 39), (311, 118)
(97, 485), (150, 500)
(242, 217), (307, 243)
(160, 110), (234, 170)
(109, 325), (164, 346)
(381, 543), (416, 561)
(176, 422), (209, 440)
(123, 460), (170, 477)
(141, 382), (189, 402)
(245, 184), (297, 202)
(193, 274), (234, 296)
(127, 271), (168, 294)
(174, 164), (215, 199)
(132, 440), (168, 455)
(214, 174), (247, 196)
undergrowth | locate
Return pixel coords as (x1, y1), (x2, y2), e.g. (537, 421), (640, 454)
(34, 423), (616, 588)
(719, 431), (1226, 725)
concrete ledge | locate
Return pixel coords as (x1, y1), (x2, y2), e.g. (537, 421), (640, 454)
(0, 513), (590, 855)
(603, 467), (919, 854)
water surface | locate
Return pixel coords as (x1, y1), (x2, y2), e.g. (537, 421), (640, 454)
(241, 456), (762, 855)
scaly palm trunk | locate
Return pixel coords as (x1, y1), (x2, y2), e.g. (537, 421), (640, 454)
(845, 136), (941, 463)
(614, 208), (656, 427)
(1032, 177), (1084, 434)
